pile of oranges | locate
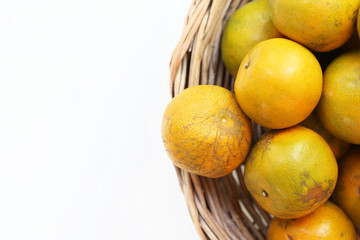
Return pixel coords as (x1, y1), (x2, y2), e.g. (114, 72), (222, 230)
(162, 0), (360, 239)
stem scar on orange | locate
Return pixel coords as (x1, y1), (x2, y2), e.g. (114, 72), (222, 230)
(161, 85), (252, 178)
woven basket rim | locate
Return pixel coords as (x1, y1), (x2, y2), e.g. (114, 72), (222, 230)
(168, 0), (270, 239)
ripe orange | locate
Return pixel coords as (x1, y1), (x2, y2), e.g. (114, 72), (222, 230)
(332, 146), (360, 229)
(267, 201), (357, 240)
(317, 49), (360, 144)
(299, 112), (350, 159)
(235, 38), (322, 129)
(270, 0), (359, 52)
(244, 126), (338, 219)
(221, 0), (282, 77)
(161, 85), (252, 178)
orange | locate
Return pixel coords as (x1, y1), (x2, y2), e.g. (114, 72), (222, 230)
(270, 0), (359, 52)
(317, 49), (360, 144)
(299, 112), (350, 159)
(332, 146), (360, 229)
(234, 38), (322, 129)
(244, 126), (338, 219)
(221, 0), (282, 77)
(161, 85), (252, 178)
(267, 201), (357, 240)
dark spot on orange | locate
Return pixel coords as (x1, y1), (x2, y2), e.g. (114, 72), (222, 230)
(351, 10), (358, 22)
(341, 232), (344, 237)
(258, 131), (276, 150)
(247, 131), (276, 163)
(358, 187), (360, 195)
(284, 220), (289, 229)
(302, 171), (310, 179)
(287, 234), (294, 240)
(299, 182), (329, 205)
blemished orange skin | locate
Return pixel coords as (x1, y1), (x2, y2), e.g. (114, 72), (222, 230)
(161, 85), (252, 178)
(317, 49), (360, 144)
(244, 126), (338, 219)
(267, 201), (357, 240)
(270, 0), (359, 52)
(235, 38), (322, 129)
(299, 112), (350, 160)
(221, 0), (282, 77)
(332, 146), (360, 229)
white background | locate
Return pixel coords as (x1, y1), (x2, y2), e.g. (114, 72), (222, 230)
(0, 0), (198, 239)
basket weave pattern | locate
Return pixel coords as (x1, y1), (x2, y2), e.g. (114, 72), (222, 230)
(169, 0), (270, 239)
(169, 0), (360, 239)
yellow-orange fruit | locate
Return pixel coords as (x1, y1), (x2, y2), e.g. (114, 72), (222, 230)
(332, 146), (360, 229)
(270, 0), (359, 52)
(162, 85), (252, 178)
(317, 49), (360, 144)
(244, 126), (338, 219)
(267, 201), (357, 240)
(235, 38), (322, 129)
(221, 0), (282, 77)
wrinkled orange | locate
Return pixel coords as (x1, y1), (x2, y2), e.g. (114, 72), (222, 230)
(244, 126), (338, 219)
(162, 85), (252, 178)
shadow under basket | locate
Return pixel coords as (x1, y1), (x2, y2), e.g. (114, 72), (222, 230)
(168, 0), (360, 239)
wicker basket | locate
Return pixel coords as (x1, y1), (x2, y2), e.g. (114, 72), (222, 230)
(169, 0), (360, 239)
(169, 0), (270, 239)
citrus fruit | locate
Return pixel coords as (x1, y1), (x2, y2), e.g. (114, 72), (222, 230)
(299, 112), (350, 159)
(244, 126), (338, 219)
(317, 49), (360, 144)
(221, 0), (282, 77)
(234, 38), (322, 129)
(332, 146), (360, 229)
(161, 85), (252, 178)
(267, 201), (357, 240)
(270, 0), (359, 52)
